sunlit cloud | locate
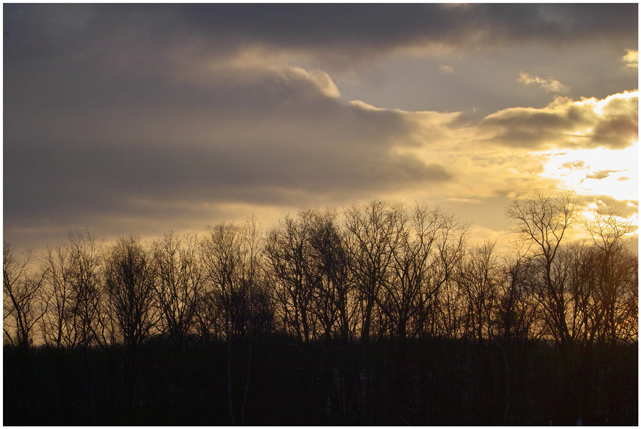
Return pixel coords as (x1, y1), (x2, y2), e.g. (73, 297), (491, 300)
(538, 145), (638, 205)
(518, 71), (570, 94)
(477, 91), (638, 150)
(561, 160), (586, 170)
(622, 49), (638, 68)
(576, 195), (638, 218)
(585, 169), (619, 180)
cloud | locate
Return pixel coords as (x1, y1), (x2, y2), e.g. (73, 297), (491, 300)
(362, 153), (451, 183)
(518, 71), (569, 94)
(575, 195), (638, 218)
(4, 53), (460, 242)
(3, 4), (638, 252)
(622, 49), (638, 68)
(476, 91), (638, 150)
(561, 160), (587, 170)
(4, 4), (637, 74)
(585, 169), (619, 180)
(165, 4), (639, 58)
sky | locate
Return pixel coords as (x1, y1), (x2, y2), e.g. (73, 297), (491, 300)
(3, 3), (639, 254)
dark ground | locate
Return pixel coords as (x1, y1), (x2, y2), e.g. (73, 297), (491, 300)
(3, 337), (638, 425)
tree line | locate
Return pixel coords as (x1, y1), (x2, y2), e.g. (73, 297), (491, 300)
(4, 193), (638, 425)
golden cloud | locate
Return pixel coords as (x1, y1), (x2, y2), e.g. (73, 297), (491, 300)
(477, 91), (638, 150)
(518, 71), (569, 94)
(622, 49), (638, 69)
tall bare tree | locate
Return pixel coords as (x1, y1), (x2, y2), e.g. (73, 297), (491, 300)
(3, 242), (47, 352)
(496, 252), (542, 343)
(264, 213), (318, 343)
(201, 219), (263, 424)
(506, 191), (577, 345)
(104, 235), (157, 349)
(41, 231), (102, 353)
(583, 210), (638, 345)
(153, 230), (203, 350)
(343, 201), (402, 422)
(383, 205), (453, 342)
(305, 209), (355, 343)
(344, 201), (401, 346)
(103, 235), (157, 411)
(413, 209), (467, 340)
(456, 241), (501, 343)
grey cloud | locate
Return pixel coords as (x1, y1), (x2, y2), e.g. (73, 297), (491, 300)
(4, 58), (452, 241)
(131, 4), (639, 55)
(362, 153), (451, 184)
(477, 94), (638, 150)
(4, 4), (637, 73)
(590, 116), (639, 149)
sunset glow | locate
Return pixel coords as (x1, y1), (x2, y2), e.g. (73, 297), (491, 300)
(3, 5), (639, 426)
(3, 3), (638, 252)
(540, 145), (638, 202)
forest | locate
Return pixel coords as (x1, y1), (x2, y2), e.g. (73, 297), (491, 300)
(3, 193), (638, 425)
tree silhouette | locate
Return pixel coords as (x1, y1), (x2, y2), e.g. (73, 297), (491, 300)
(3, 242), (47, 352)
(265, 213), (319, 343)
(2, 196), (637, 425)
(200, 219), (262, 424)
(41, 231), (102, 353)
(506, 191), (577, 346)
(583, 210), (638, 345)
(153, 230), (203, 351)
(103, 235), (157, 411)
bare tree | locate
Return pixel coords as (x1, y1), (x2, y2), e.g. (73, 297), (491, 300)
(41, 231), (102, 353)
(201, 222), (260, 339)
(506, 191), (577, 345)
(41, 243), (75, 351)
(496, 252), (542, 343)
(104, 235), (157, 350)
(344, 201), (401, 346)
(343, 201), (399, 421)
(201, 219), (263, 424)
(456, 241), (501, 343)
(36, 231), (103, 423)
(306, 208), (358, 420)
(264, 213), (319, 343)
(413, 210), (467, 340)
(3, 242), (47, 352)
(103, 235), (157, 411)
(583, 210), (638, 344)
(153, 230), (203, 350)
(301, 209), (355, 343)
(383, 205), (452, 342)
